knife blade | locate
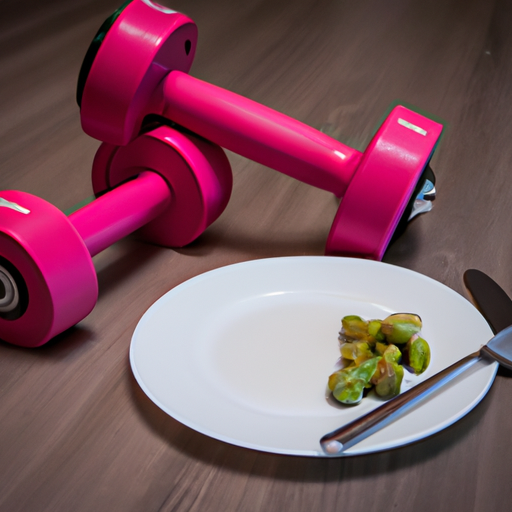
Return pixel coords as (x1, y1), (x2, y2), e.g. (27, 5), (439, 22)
(464, 269), (512, 334)
(319, 270), (512, 456)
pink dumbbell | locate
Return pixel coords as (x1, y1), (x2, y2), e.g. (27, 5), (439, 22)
(78, 0), (443, 260)
(0, 125), (232, 347)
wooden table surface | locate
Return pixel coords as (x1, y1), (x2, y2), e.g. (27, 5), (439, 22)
(1, 0), (512, 510)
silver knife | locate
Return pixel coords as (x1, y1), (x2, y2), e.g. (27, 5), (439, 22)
(464, 269), (512, 334)
(320, 270), (512, 456)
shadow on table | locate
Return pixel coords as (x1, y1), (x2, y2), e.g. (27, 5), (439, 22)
(0, 238), (166, 358)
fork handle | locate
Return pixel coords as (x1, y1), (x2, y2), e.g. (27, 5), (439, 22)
(320, 351), (482, 455)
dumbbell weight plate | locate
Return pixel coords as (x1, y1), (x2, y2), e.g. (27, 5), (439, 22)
(326, 105), (443, 260)
(91, 124), (233, 247)
(0, 192), (98, 347)
(79, 0), (197, 145)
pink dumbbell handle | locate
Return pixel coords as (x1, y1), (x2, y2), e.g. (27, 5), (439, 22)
(160, 72), (362, 197)
(69, 171), (170, 257)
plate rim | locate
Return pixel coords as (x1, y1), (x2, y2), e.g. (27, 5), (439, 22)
(130, 256), (497, 457)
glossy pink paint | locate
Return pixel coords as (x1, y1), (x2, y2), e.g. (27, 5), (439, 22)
(79, 0), (443, 260)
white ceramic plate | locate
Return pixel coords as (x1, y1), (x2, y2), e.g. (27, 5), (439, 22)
(130, 257), (497, 456)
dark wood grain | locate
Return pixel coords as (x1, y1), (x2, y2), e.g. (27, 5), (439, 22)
(1, 0), (512, 510)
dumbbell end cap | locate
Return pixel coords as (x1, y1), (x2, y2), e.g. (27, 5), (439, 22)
(325, 105), (443, 260)
(0, 191), (98, 347)
(79, 0), (197, 145)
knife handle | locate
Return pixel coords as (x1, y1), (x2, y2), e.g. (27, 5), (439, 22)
(320, 351), (482, 455)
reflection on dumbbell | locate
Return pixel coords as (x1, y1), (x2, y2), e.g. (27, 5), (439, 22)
(78, 0), (444, 260)
(0, 126), (232, 347)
